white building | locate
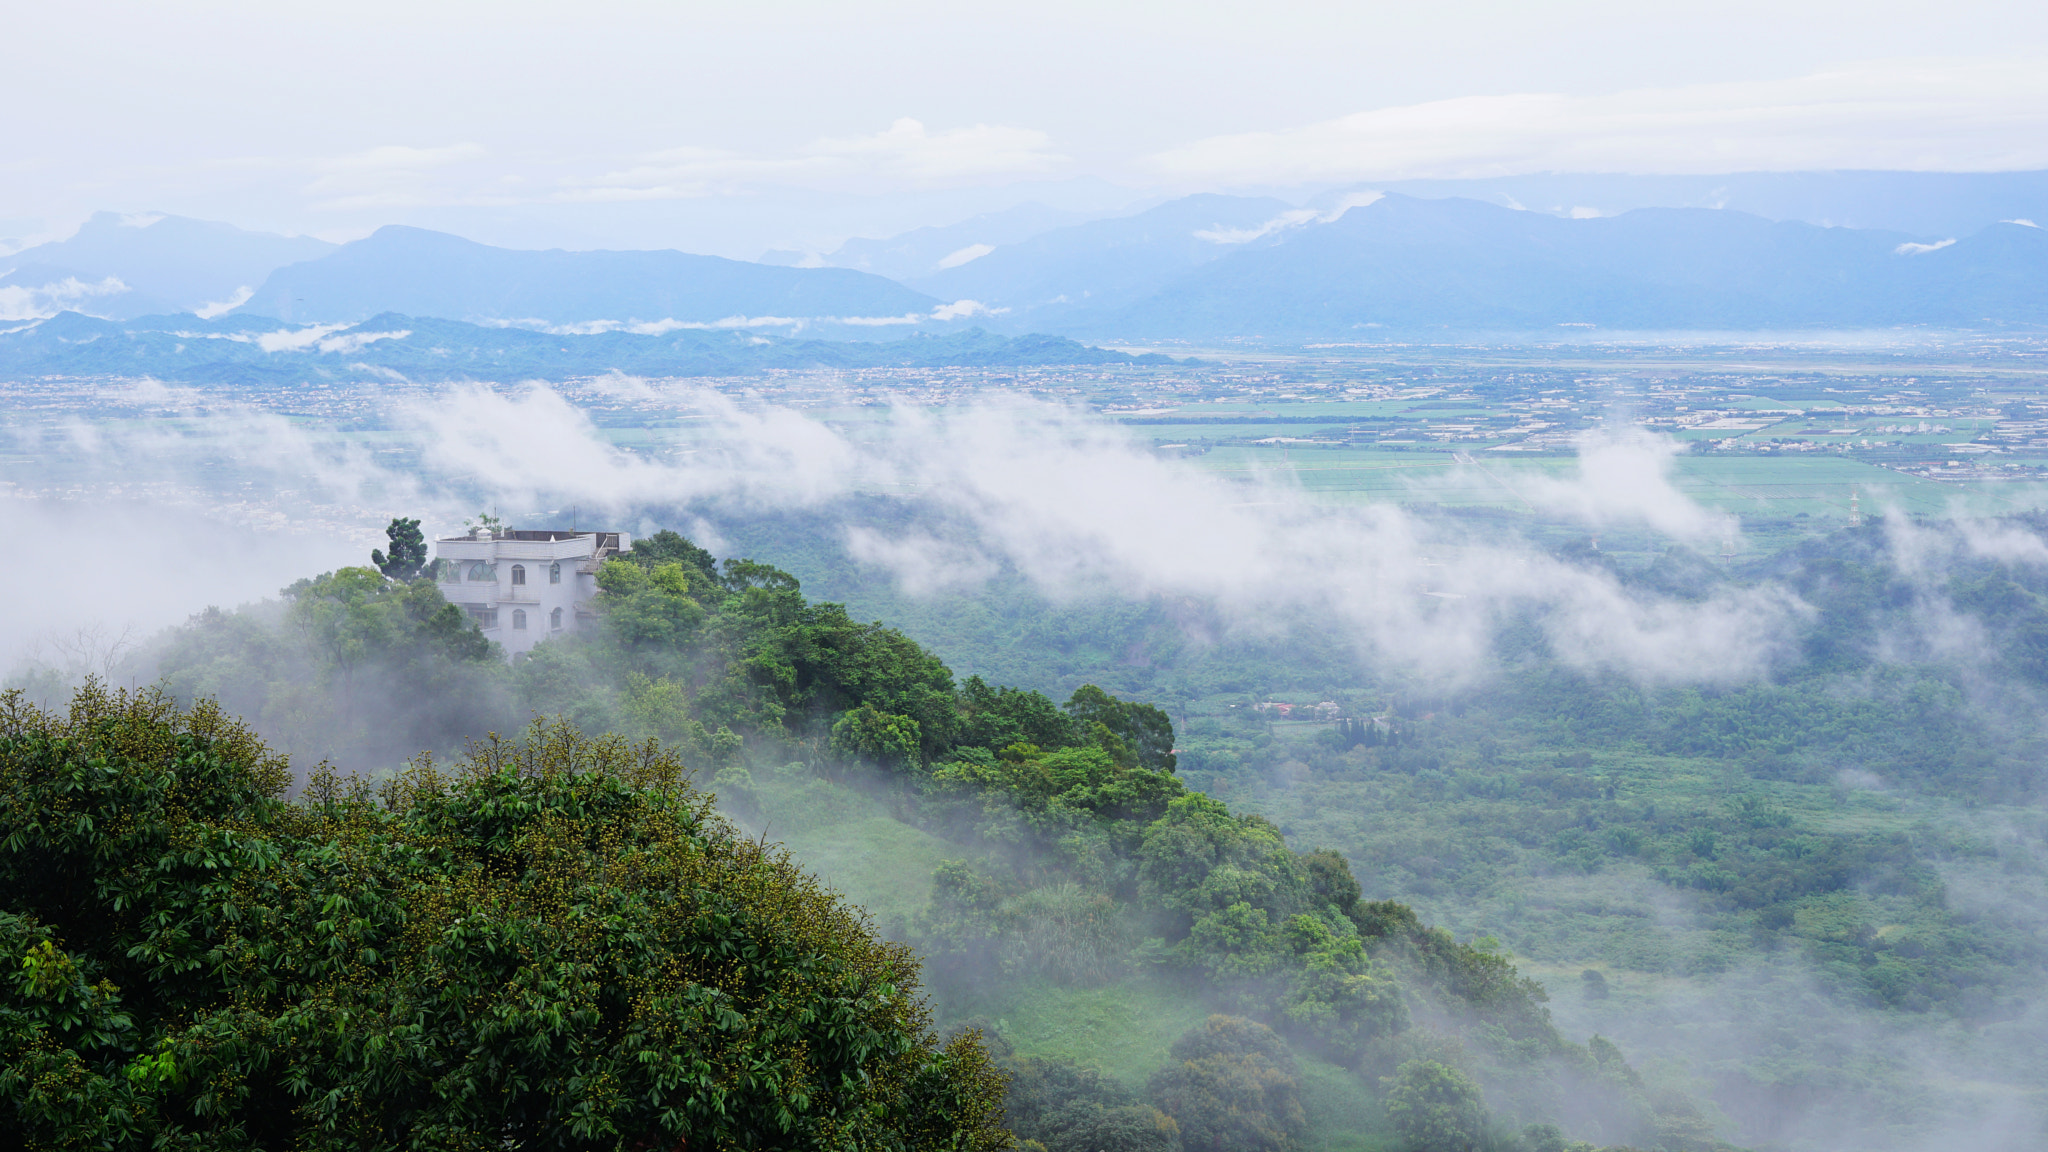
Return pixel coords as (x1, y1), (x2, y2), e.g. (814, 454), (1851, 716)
(433, 529), (630, 658)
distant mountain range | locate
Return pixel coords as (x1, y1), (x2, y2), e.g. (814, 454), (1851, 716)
(1079, 194), (2048, 337)
(235, 226), (949, 336)
(882, 192), (2048, 337)
(1353, 169), (2048, 238)
(0, 311), (1183, 384)
(5, 172), (2047, 355)
(0, 213), (334, 320)
(763, 202), (1100, 282)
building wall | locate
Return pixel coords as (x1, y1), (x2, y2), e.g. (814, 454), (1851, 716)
(432, 532), (629, 659)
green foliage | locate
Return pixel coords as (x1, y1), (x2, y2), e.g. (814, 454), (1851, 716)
(1067, 684), (1179, 772)
(369, 516), (429, 581)
(0, 683), (1008, 1151)
(131, 528), (1688, 1150)
(833, 703), (925, 769)
(998, 1041), (1181, 1152)
(1382, 1060), (1489, 1152)
(1146, 1016), (1307, 1152)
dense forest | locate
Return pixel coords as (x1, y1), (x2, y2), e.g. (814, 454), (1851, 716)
(16, 505), (2048, 1149)
(2, 523), (1737, 1151)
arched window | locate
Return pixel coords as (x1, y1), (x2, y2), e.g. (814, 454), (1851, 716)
(466, 561), (495, 582)
(512, 609), (527, 630)
(550, 607), (563, 630)
(510, 564), (526, 586)
(548, 561), (562, 584)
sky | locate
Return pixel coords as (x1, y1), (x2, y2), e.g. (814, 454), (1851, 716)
(7, 0), (2048, 256)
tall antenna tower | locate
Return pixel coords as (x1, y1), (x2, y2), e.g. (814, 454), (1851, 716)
(1848, 488), (1863, 528)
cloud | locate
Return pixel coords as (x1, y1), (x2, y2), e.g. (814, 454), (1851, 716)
(192, 286), (253, 319)
(1894, 238), (1956, 254)
(0, 274), (129, 320)
(5, 384), (1806, 691)
(479, 301), (1003, 335)
(930, 299), (1003, 320)
(1517, 427), (1737, 542)
(316, 328), (409, 354)
(936, 243), (995, 269)
(1145, 56), (2048, 184)
(253, 323), (349, 352)
(564, 118), (1065, 201)
(304, 142), (493, 211)
(1194, 192), (1382, 244)
(812, 118), (1064, 182)
(365, 388), (1798, 683)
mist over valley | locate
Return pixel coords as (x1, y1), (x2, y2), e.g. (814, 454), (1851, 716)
(10, 6), (2048, 1149)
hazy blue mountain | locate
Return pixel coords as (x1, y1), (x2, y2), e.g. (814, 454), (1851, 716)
(237, 226), (945, 333)
(903, 193), (1296, 324)
(0, 212), (334, 320)
(771, 202), (1108, 282)
(1081, 195), (2048, 338)
(0, 310), (1185, 384)
(1340, 170), (2048, 237)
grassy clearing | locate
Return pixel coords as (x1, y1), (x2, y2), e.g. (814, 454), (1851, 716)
(963, 976), (1215, 1091)
(775, 813), (961, 928)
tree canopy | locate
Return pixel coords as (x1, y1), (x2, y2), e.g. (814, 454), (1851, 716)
(370, 517), (429, 581)
(0, 683), (1007, 1151)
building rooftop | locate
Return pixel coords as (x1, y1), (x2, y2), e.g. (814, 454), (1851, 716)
(437, 529), (618, 543)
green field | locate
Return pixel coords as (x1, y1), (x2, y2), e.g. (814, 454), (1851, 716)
(1178, 445), (2048, 521)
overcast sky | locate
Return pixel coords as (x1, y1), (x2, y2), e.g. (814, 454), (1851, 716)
(7, 0), (2048, 256)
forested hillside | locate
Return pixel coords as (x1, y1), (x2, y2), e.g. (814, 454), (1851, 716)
(680, 502), (2048, 1151)
(9, 527), (1740, 1151)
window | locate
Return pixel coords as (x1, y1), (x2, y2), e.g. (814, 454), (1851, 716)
(466, 562), (497, 582)
(510, 564), (526, 586)
(512, 609), (527, 630)
(436, 559), (460, 582)
(548, 561), (562, 584)
(467, 608), (498, 630)
(550, 607), (563, 630)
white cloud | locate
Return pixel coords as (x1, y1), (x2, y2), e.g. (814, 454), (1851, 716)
(1522, 427), (1736, 542)
(192, 286), (252, 319)
(1145, 56), (2048, 184)
(6, 384), (1809, 690)
(116, 212), (164, 228)
(316, 329), (408, 354)
(813, 118), (1064, 182)
(481, 301), (1003, 335)
(1194, 192), (1383, 244)
(0, 275), (129, 320)
(2005, 218), (2041, 228)
(936, 242), (995, 269)
(1894, 238), (1956, 254)
(564, 118), (1065, 202)
(1195, 209), (1320, 245)
(931, 299), (1004, 321)
(253, 323), (348, 352)
(304, 142), (493, 211)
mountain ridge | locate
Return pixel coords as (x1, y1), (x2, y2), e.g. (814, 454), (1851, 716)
(235, 225), (952, 335)
(0, 309), (1187, 383)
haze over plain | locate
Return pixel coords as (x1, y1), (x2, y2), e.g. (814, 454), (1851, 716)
(11, 5), (2048, 1152)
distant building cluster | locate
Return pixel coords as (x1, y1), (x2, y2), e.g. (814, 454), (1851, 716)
(1253, 700), (1342, 720)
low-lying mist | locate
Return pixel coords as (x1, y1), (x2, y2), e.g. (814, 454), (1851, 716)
(8, 376), (2048, 1150)
(9, 380), (1806, 688)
